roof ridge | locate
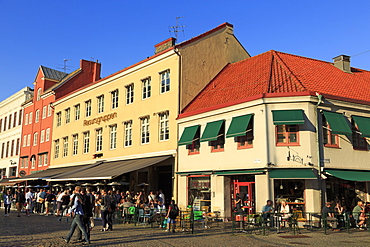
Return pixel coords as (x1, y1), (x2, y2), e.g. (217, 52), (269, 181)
(271, 50), (307, 92)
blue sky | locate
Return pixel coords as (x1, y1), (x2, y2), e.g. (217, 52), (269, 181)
(1, 0), (369, 101)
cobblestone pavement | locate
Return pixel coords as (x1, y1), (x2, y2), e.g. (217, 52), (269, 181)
(2, 210), (370, 246)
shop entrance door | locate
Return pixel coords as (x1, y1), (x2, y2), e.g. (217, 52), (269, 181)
(233, 181), (255, 214)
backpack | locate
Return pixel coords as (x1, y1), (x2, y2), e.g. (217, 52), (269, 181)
(169, 204), (179, 218)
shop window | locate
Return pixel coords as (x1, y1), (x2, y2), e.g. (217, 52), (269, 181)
(210, 122), (225, 152)
(352, 120), (368, 150)
(276, 125), (299, 146)
(188, 176), (211, 212)
(274, 179), (305, 211)
(323, 120), (339, 148)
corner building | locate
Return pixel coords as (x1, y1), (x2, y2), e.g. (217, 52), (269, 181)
(49, 23), (249, 201)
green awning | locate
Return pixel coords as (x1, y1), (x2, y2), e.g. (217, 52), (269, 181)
(322, 111), (351, 135)
(269, 169), (316, 179)
(226, 114), (253, 138)
(178, 125), (200, 146)
(272, 110), (305, 125)
(176, 171), (212, 176)
(214, 169), (264, 175)
(200, 120), (224, 142)
(325, 169), (370, 182)
(352, 116), (370, 138)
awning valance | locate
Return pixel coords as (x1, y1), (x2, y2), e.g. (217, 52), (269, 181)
(214, 169), (264, 176)
(226, 114), (253, 138)
(352, 115), (370, 138)
(322, 111), (351, 135)
(269, 169), (316, 179)
(272, 110), (305, 125)
(200, 120), (224, 142)
(178, 125), (200, 146)
(325, 169), (370, 182)
(47, 155), (172, 181)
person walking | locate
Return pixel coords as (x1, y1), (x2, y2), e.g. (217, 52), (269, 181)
(3, 190), (12, 216)
(100, 189), (111, 231)
(15, 189), (25, 217)
(165, 199), (179, 233)
(63, 186), (90, 245)
(25, 189), (34, 216)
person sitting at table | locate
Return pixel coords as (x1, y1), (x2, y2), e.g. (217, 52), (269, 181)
(280, 200), (290, 220)
(156, 200), (166, 214)
(352, 201), (366, 229)
(261, 200), (273, 227)
(322, 202), (338, 230)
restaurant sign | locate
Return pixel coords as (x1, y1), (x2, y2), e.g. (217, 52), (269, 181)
(83, 112), (117, 126)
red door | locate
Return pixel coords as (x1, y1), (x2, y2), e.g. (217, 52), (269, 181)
(232, 181), (255, 214)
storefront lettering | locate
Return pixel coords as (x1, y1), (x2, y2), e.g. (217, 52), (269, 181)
(83, 112), (117, 126)
(190, 180), (210, 189)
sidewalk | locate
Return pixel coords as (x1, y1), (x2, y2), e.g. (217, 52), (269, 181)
(1, 210), (370, 246)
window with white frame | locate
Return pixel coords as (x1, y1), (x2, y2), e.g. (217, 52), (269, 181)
(8, 114), (12, 129)
(38, 154), (43, 167)
(73, 134), (78, 155)
(3, 117), (6, 131)
(54, 139), (60, 159)
(160, 70), (170, 93)
(56, 112), (61, 127)
(97, 95), (104, 113)
(13, 112), (17, 127)
(33, 132), (38, 146)
(142, 77), (151, 99)
(43, 153), (48, 166)
(126, 84), (134, 104)
(96, 128), (103, 152)
(48, 104), (52, 116)
(65, 108), (70, 124)
(85, 100), (92, 117)
(74, 104), (80, 121)
(35, 110), (40, 123)
(27, 134), (31, 146)
(83, 131), (90, 154)
(37, 88), (42, 101)
(42, 106), (46, 119)
(23, 135), (27, 147)
(25, 113), (28, 126)
(40, 130), (45, 143)
(124, 121), (132, 147)
(111, 90), (119, 109)
(31, 156), (35, 169)
(45, 128), (50, 142)
(141, 117), (150, 144)
(110, 125), (117, 150)
(63, 137), (68, 157)
(159, 112), (169, 141)
(29, 112), (33, 124)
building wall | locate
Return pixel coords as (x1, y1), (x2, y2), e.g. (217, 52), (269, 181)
(178, 23), (250, 110)
(51, 51), (179, 167)
(0, 87), (32, 178)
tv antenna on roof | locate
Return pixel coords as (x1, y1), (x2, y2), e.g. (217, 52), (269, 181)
(57, 59), (73, 73)
(169, 16), (186, 41)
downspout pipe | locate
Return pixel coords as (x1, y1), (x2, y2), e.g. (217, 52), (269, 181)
(315, 92), (325, 208)
(174, 48), (182, 204)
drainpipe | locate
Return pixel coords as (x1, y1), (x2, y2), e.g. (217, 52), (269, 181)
(174, 48), (182, 204)
(315, 92), (325, 208)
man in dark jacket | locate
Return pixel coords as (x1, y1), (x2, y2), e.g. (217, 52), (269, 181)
(15, 189), (25, 217)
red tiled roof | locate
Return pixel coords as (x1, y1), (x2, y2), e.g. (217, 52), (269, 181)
(180, 50), (370, 117)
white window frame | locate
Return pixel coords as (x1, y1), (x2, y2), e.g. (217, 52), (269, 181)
(141, 117), (150, 144)
(27, 134), (31, 146)
(38, 154), (43, 167)
(23, 135), (27, 147)
(85, 100), (92, 117)
(74, 104), (80, 121)
(42, 106), (47, 119)
(31, 156), (35, 169)
(96, 128), (103, 152)
(29, 112), (33, 124)
(159, 112), (170, 141)
(37, 88), (41, 101)
(40, 130), (45, 143)
(48, 104), (52, 117)
(73, 134), (78, 156)
(63, 137), (68, 157)
(25, 114), (28, 126)
(124, 121), (133, 147)
(46, 128), (50, 142)
(65, 108), (70, 124)
(160, 70), (170, 93)
(126, 84), (134, 105)
(83, 131), (90, 154)
(142, 77), (151, 100)
(110, 125), (117, 150)
(43, 153), (48, 166)
(56, 112), (61, 127)
(54, 140), (60, 159)
(33, 132), (38, 146)
(111, 90), (119, 109)
(97, 95), (104, 114)
(35, 110), (40, 123)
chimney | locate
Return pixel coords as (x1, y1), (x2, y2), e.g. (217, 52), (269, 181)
(154, 37), (176, 54)
(333, 55), (351, 73)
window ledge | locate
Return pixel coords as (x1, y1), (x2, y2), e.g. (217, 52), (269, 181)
(237, 144), (253, 150)
(276, 143), (300, 147)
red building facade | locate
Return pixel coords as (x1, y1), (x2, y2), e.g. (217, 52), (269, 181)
(19, 60), (101, 176)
